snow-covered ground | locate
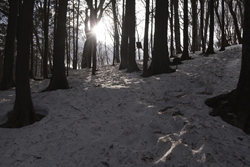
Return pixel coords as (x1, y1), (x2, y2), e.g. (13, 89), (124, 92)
(0, 45), (249, 167)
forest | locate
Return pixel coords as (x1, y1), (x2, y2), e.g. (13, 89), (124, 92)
(0, 0), (250, 166)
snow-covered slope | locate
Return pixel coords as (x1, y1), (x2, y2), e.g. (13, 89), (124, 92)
(0, 45), (249, 167)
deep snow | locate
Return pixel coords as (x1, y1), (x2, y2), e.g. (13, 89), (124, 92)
(0, 45), (250, 167)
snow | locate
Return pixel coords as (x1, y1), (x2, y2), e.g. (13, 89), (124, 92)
(0, 45), (250, 167)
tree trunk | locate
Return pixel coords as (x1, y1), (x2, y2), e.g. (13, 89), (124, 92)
(43, 0), (49, 78)
(126, 0), (140, 73)
(72, 0), (76, 69)
(30, 25), (34, 79)
(53, 0), (58, 57)
(227, 0), (242, 44)
(170, 0), (174, 57)
(112, 0), (120, 64)
(67, 17), (71, 70)
(0, 51), (3, 82)
(119, 0), (129, 70)
(44, 0), (69, 91)
(75, 0), (80, 69)
(0, 0), (19, 90)
(205, 0), (215, 55)
(81, 9), (91, 69)
(181, 0), (191, 60)
(90, 4), (97, 75)
(191, 0), (197, 53)
(82, 35), (92, 69)
(1, 0), (44, 128)
(200, 0), (205, 53)
(150, 0), (154, 55)
(174, 0), (182, 54)
(142, 0), (149, 77)
(148, 0), (174, 76)
(204, 0), (210, 52)
(220, 0), (225, 51)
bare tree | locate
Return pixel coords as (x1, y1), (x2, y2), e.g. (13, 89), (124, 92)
(191, 0), (197, 53)
(174, 0), (182, 54)
(220, 0), (226, 51)
(142, 0), (149, 77)
(43, 0), (50, 78)
(1, 0), (44, 128)
(148, 0), (174, 76)
(111, 0), (120, 65)
(205, 0), (215, 54)
(44, 0), (69, 91)
(181, 0), (191, 60)
(126, 0), (140, 72)
(0, 0), (19, 90)
(226, 0), (242, 44)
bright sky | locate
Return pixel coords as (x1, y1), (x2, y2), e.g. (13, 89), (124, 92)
(92, 21), (111, 44)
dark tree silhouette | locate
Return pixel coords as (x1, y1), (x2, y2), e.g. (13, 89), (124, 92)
(200, 0), (205, 53)
(181, 0), (191, 60)
(119, 0), (129, 70)
(126, 0), (140, 73)
(204, 0), (210, 52)
(227, 0), (242, 44)
(0, 0), (19, 90)
(205, 0), (250, 134)
(205, 0), (215, 55)
(173, 0), (182, 54)
(142, 0), (149, 77)
(220, 0), (226, 51)
(111, 0), (120, 65)
(119, 0), (140, 72)
(43, 0), (49, 78)
(191, 0), (197, 53)
(1, 0), (44, 128)
(44, 0), (69, 91)
(147, 0), (174, 76)
(82, 9), (91, 69)
(170, 0), (174, 57)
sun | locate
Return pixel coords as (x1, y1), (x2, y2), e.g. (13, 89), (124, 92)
(91, 22), (107, 43)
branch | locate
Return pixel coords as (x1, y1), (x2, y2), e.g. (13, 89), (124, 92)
(97, 0), (112, 21)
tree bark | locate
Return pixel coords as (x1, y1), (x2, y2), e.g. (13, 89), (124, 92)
(81, 9), (91, 69)
(0, 0), (19, 90)
(170, 0), (174, 57)
(72, 0), (76, 69)
(174, 0), (182, 54)
(44, 0), (69, 91)
(142, 0), (149, 77)
(148, 0), (174, 76)
(204, 0), (210, 52)
(119, 0), (129, 70)
(126, 0), (140, 73)
(220, 0), (226, 51)
(43, 0), (49, 78)
(112, 0), (120, 64)
(75, 0), (80, 69)
(200, 0), (205, 53)
(205, 0), (215, 55)
(181, 0), (191, 60)
(191, 0), (197, 53)
(227, 0), (242, 44)
(1, 0), (44, 128)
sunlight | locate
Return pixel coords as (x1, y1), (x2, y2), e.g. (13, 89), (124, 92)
(91, 22), (108, 43)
